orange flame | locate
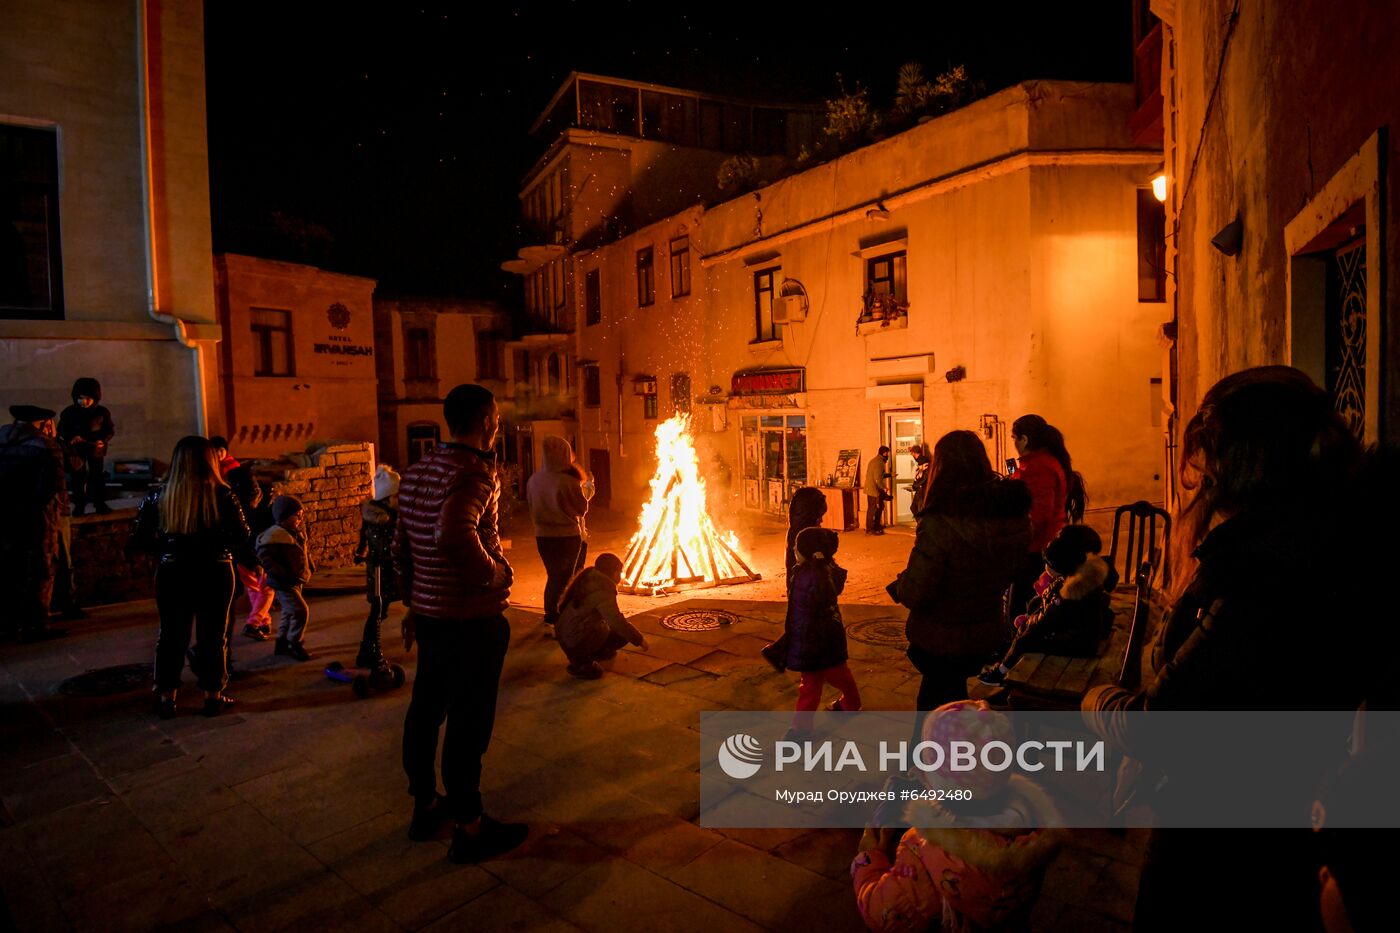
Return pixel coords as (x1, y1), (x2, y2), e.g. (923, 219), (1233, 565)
(620, 414), (758, 595)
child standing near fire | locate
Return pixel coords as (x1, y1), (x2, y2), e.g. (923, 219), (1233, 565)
(774, 527), (861, 736)
(353, 465), (400, 675)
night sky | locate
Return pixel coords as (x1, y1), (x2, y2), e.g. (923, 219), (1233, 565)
(204, 2), (1131, 302)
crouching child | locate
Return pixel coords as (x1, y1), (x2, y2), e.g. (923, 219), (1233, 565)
(556, 553), (648, 679)
(257, 494), (316, 661)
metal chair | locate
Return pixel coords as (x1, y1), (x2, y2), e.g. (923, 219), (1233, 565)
(1107, 500), (1171, 591)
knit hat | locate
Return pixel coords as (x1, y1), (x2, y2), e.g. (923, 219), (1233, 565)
(794, 526), (838, 562)
(271, 494), (303, 524)
(918, 699), (1018, 799)
(373, 464), (400, 500)
(1043, 524), (1103, 576)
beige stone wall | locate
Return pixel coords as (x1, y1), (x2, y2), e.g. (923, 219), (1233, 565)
(269, 443), (374, 569)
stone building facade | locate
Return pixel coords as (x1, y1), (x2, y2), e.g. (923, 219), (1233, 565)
(1152, 0), (1400, 451)
(268, 442), (374, 569)
(572, 81), (1166, 524)
(0, 0), (219, 462)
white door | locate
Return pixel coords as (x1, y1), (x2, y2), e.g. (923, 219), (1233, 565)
(884, 411), (923, 524)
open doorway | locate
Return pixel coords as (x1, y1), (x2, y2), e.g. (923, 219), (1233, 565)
(884, 410), (923, 524)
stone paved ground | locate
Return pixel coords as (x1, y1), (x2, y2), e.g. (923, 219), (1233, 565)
(0, 508), (1141, 932)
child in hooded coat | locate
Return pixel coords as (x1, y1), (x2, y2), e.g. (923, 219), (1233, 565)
(57, 376), (115, 515)
(555, 553), (648, 679)
(353, 464), (401, 672)
(851, 700), (1065, 933)
(257, 494), (315, 661)
(782, 526), (861, 731)
(978, 524), (1117, 686)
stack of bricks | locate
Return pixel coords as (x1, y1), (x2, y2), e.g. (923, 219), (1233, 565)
(269, 442), (375, 569)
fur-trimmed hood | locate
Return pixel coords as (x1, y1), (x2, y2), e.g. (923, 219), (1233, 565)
(1060, 553), (1110, 601)
(902, 774), (1067, 878)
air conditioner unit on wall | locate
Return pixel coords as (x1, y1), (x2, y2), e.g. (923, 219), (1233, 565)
(772, 295), (806, 324)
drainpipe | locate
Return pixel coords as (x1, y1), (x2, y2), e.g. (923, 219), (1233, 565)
(137, 0), (209, 436)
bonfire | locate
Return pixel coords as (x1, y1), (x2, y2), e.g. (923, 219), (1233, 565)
(619, 414), (760, 595)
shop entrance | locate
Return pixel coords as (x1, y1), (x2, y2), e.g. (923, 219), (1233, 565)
(884, 410), (923, 524)
(740, 414), (807, 516)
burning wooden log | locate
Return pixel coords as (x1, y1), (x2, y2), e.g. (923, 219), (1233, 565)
(619, 415), (760, 596)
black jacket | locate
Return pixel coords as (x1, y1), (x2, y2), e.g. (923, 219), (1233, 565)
(0, 422), (67, 537)
(131, 485), (257, 568)
(892, 479), (1031, 656)
(57, 377), (115, 460)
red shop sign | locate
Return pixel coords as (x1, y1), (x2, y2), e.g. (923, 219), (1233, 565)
(731, 368), (805, 396)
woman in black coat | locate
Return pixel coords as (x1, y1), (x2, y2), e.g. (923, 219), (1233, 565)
(132, 436), (258, 718)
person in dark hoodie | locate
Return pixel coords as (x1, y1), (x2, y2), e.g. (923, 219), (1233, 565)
(0, 405), (68, 640)
(58, 376), (115, 515)
(555, 552), (648, 679)
(256, 494), (315, 661)
(785, 486), (828, 579)
(889, 430), (1032, 714)
(782, 526), (860, 734)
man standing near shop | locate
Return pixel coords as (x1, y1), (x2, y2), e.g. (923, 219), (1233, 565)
(0, 405), (69, 640)
(864, 445), (892, 535)
(394, 384), (527, 863)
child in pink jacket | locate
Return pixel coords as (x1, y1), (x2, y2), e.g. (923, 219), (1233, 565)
(851, 700), (1065, 932)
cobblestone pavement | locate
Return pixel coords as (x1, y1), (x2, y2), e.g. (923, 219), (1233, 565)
(0, 508), (1140, 932)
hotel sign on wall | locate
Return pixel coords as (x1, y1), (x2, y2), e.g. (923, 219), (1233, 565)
(314, 302), (373, 364)
(729, 367), (804, 410)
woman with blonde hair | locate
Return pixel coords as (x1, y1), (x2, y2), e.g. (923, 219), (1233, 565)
(132, 435), (258, 717)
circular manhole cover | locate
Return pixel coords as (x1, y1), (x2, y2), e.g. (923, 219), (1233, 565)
(661, 609), (740, 632)
(846, 618), (908, 648)
(58, 663), (153, 697)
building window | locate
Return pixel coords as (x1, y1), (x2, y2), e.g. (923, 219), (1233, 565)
(643, 392), (659, 419)
(476, 332), (502, 379)
(250, 308), (294, 376)
(1137, 189), (1167, 302)
(404, 327), (433, 380)
(583, 363), (601, 406)
(637, 246), (655, 307)
(547, 353), (562, 395)
(671, 372), (691, 414)
(866, 252), (907, 302)
(552, 258), (566, 310)
(670, 236), (690, 297)
(754, 267), (779, 342)
(406, 423), (440, 466)
(0, 124), (63, 320)
(585, 269), (601, 326)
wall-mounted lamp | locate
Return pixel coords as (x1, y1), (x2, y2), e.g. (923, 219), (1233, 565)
(866, 201), (891, 220)
(945, 365), (966, 383)
(1151, 172), (1168, 203)
(1210, 215), (1244, 257)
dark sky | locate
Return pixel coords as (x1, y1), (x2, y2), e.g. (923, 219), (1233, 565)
(204, 2), (1132, 301)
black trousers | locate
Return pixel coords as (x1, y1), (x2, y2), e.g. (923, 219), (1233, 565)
(536, 535), (587, 623)
(403, 613), (510, 823)
(1008, 552), (1044, 622)
(154, 560), (234, 693)
(906, 646), (982, 746)
(69, 457), (106, 513)
(865, 495), (885, 533)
